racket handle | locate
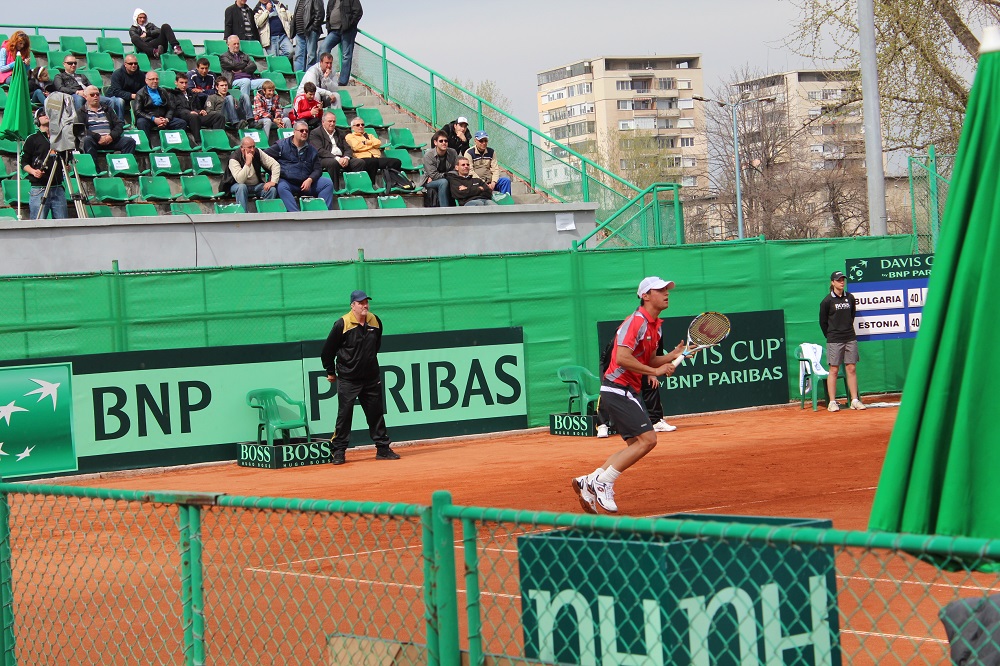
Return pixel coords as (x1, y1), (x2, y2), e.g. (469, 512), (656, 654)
(671, 353), (686, 368)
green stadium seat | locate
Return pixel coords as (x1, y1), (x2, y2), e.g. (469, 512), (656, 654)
(204, 55), (222, 75)
(126, 203), (159, 217)
(0, 139), (20, 155)
(96, 37), (125, 56)
(154, 69), (177, 89)
(238, 128), (269, 148)
(337, 196), (368, 210)
(0, 88), (8, 111)
(0, 208), (19, 219)
(198, 129), (235, 152)
(159, 129), (195, 152)
(241, 41), (265, 58)
(376, 195), (406, 210)
(203, 39), (228, 56)
(105, 153), (148, 177)
(59, 36), (88, 55)
(343, 172), (380, 195)
(148, 152), (192, 176)
(0, 159), (16, 179)
(356, 107), (393, 130)
(260, 71), (289, 93)
(294, 71), (304, 85)
(77, 69), (104, 89)
(189, 151), (225, 176)
(122, 130), (157, 154)
(2, 179), (29, 206)
(86, 204), (116, 217)
(170, 202), (202, 216)
(181, 175), (225, 200)
(133, 53), (152, 72)
(492, 192), (515, 206)
(49, 51), (71, 72)
(255, 199), (286, 213)
(276, 127), (294, 141)
(329, 108), (349, 129)
(214, 202), (245, 214)
(557, 365), (601, 415)
(159, 53), (188, 74)
(92, 177), (138, 203)
(299, 197), (328, 211)
(265, 56), (294, 75)
(384, 148), (422, 173)
(139, 176), (180, 201)
(176, 39), (196, 58)
(85, 51), (116, 74)
(387, 127), (424, 150)
(337, 89), (362, 111)
(29, 35), (49, 55)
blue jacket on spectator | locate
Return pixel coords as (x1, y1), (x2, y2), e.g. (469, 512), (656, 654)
(264, 136), (322, 185)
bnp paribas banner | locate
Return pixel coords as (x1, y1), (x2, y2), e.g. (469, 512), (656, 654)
(0, 328), (526, 478)
(597, 310), (788, 416)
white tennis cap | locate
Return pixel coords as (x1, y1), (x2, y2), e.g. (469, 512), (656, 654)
(637, 276), (676, 296)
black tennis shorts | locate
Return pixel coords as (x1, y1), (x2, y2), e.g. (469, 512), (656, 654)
(599, 381), (654, 440)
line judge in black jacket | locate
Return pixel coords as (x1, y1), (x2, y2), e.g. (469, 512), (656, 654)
(320, 289), (400, 465)
(819, 270), (865, 412)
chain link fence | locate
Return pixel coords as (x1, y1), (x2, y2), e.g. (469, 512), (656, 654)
(908, 149), (953, 254)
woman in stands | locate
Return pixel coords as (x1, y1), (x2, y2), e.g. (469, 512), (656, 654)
(0, 31), (31, 85)
(129, 9), (183, 58)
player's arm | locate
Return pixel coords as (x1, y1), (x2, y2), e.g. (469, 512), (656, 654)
(617, 345), (676, 378)
(649, 340), (690, 368)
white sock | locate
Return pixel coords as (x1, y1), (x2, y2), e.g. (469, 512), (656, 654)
(587, 468), (604, 483)
(597, 466), (621, 485)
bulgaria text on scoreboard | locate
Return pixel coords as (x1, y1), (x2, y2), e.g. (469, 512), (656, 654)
(845, 254), (933, 341)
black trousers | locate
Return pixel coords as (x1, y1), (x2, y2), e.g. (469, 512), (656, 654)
(357, 157), (403, 185)
(641, 376), (663, 422)
(331, 377), (391, 452)
(131, 24), (179, 56)
(318, 156), (364, 189)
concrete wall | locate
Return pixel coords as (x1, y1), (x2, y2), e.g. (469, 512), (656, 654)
(0, 203), (598, 275)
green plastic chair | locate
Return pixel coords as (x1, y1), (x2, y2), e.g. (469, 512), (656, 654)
(126, 203), (159, 217)
(204, 55), (223, 75)
(181, 175), (225, 200)
(492, 192), (515, 206)
(260, 70), (290, 93)
(198, 129), (235, 152)
(77, 69), (103, 90)
(337, 89), (362, 111)
(1, 180), (29, 206)
(384, 148), (422, 173)
(0, 88), (7, 111)
(105, 153), (148, 177)
(86, 205), (116, 218)
(139, 176), (180, 201)
(0, 139), (19, 155)
(49, 51), (71, 72)
(159, 53), (189, 74)
(59, 36), (88, 55)
(246, 388), (309, 446)
(133, 53), (152, 72)
(239, 128), (269, 148)
(241, 41), (265, 58)
(299, 197), (328, 211)
(215, 202), (245, 214)
(376, 195), (406, 210)
(265, 55), (294, 74)
(337, 196), (368, 210)
(0, 160), (15, 179)
(96, 37), (126, 56)
(356, 107), (393, 130)
(71, 154), (106, 178)
(29, 35), (49, 55)
(387, 127), (424, 150)
(202, 39), (228, 56)
(149, 153), (192, 176)
(255, 199), (287, 213)
(0, 208), (18, 219)
(92, 177), (138, 203)
(85, 51), (116, 74)
(276, 127), (294, 141)
(154, 69), (178, 89)
(795, 343), (848, 411)
(189, 151), (225, 175)
(343, 172), (380, 195)
(176, 39), (196, 58)
(170, 202), (203, 216)
(159, 129), (195, 152)
(329, 108), (350, 129)
(556, 365), (601, 415)
(122, 130), (157, 153)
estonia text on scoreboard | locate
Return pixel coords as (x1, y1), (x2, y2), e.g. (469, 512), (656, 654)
(845, 253), (933, 341)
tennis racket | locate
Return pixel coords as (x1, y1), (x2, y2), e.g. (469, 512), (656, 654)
(672, 312), (731, 367)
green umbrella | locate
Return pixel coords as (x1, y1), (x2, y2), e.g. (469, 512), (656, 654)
(869, 27), (1000, 546)
(0, 58), (34, 219)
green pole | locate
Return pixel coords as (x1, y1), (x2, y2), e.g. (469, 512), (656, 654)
(907, 157), (919, 253)
(580, 161), (589, 202)
(476, 99), (484, 133)
(381, 44), (389, 98)
(431, 491), (459, 666)
(422, 507), (440, 666)
(674, 186), (685, 245)
(179, 505), (193, 665)
(653, 186), (662, 246)
(461, 519), (482, 666)
(527, 129), (536, 189)
(188, 507), (205, 666)
(0, 484), (16, 666)
(111, 259), (128, 352)
(927, 144), (940, 251)
(430, 74), (438, 127)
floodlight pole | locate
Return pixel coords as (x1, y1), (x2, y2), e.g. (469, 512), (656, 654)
(694, 95), (753, 239)
(858, 0), (888, 235)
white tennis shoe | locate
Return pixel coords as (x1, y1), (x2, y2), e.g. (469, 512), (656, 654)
(828, 401), (840, 412)
(851, 399), (867, 410)
(572, 476), (598, 514)
(653, 420), (676, 432)
(589, 479), (618, 513)
(596, 424), (609, 438)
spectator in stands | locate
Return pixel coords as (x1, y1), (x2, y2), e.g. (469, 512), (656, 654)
(224, 0), (262, 43)
(221, 135), (281, 212)
(441, 116), (472, 155)
(171, 72), (226, 141)
(187, 59), (215, 110)
(288, 82), (323, 130)
(263, 120), (335, 211)
(292, 0), (325, 72)
(321, 0), (363, 87)
(446, 156), (496, 207)
(134, 71), (187, 145)
(54, 55), (125, 118)
(22, 115), (67, 220)
(297, 52), (340, 108)
(129, 9), (183, 58)
(28, 66), (53, 107)
(465, 130), (512, 195)
(108, 55), (146, 112)
(344, 116), (402, 189)
(422, 130), (457, 207)
(252, 79), (287, 139)
(220, 35), (266, 122)
(204, 78), (241, 126)
(254, 0), (293, 58)
(309, 111), (362, 190)
(0, 31), (31, 86)
(74, 86), (136, 156)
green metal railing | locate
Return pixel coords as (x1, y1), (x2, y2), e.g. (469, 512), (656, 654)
(908, 145), (953, 254)
(3, 482), (1000, 664)
(572, 183), (685, 250)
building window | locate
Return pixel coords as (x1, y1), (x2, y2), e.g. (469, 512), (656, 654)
(662, 156), (682, 168)
(682, 157), (697, 168)
(657, 78), (675, 90)
(680, 137), (695, 147)
(807, 91), (821, 100)
(634, 99), (653, 110)
(681, 176), (697, 186)
(657, 137), (676, 149)
(810, 144), (824, 153)
(616, 80), (633, 91)
(677, 118), (694, 128)
(618, 120), (635, 130)
(678, 98), (695, 110)
(617, 100), (633, 110)
(635, 117), (655, 130)
(678, 80), (692, 90)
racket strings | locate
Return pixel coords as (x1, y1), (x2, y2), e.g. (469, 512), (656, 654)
(689, 312), (731, 346)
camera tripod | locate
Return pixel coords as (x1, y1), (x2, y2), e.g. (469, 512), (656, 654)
(35, 150), (88, 220)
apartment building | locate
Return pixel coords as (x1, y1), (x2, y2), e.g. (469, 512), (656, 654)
(536, 56), (708, 191)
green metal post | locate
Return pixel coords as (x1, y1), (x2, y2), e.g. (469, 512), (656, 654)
(527, 129), (536, 189)
(381, 44), (389, 98)
(0, 485), (16, 666)
(907, 157), (919, 253)
(674, 187), (685, 245)
(188, 507), (205, 666)
(476, 100), (484, 133)
(430, 74), (438, 127)
(111, 259), (127, 352)
(653, 186), (662, 245)
(431, 491), (459, 666)
(422, 508), (440, 666)
(179, 505), (193, 665)
(461, 519), (482, 666)
(580, 161), (589, 202)
(927, 144), (940, 251)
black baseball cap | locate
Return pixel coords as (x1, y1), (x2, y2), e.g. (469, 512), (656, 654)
(830, 271), (846, 281)
(350, 289), (371, 303)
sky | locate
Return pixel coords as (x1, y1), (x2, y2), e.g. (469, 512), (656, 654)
(7, 0), (819, 126)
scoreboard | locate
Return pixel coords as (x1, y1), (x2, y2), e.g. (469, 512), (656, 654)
(845, 254), (933, 341)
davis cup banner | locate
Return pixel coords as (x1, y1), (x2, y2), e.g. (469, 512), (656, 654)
(0, 328), (526, 478)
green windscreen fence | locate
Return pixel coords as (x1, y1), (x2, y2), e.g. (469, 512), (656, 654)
(0, 236), (914, 426)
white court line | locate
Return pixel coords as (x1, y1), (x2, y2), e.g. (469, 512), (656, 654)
(681, 486), (878, 514)
(840, 575), (1000, 594)
(247, 567), (520, 599)
(840, 629), (948, 645)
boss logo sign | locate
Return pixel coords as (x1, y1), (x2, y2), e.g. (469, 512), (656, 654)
(550, 413), (601, 437)
(238, 440), (332, 469)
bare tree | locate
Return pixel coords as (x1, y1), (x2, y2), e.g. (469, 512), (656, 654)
(440, 77), (512, 125)
(592, 125), (685, 191)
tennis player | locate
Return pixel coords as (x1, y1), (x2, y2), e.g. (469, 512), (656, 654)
(572, 276), (690, 514)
